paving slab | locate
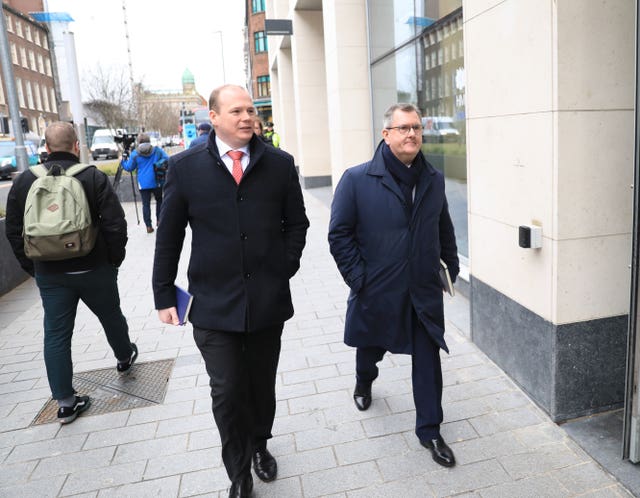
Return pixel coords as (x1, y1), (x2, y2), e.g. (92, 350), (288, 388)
(0, 193), (634, 497)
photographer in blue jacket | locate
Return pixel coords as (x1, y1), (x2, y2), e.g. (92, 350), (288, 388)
(121, 133), (169, 233)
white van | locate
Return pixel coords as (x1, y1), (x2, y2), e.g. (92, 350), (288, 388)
(90, 129), (119, 160)
(421, 117), (460, 143)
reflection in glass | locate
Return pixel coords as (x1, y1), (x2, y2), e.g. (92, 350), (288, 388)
(368, 1), (468, 258)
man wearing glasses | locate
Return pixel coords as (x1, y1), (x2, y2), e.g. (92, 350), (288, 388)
(328, 103), (459, 467)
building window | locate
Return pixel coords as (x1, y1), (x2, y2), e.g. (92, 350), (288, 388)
(0, 77), (5, 105)
(42, 85), (50, 112)
(37, 53), (44, 74)
(257, 75), (270, 97)
(16, 78), (25, 107)
(252, 0), (265, 13)
(25, 24), (32, 42)
(42, 34), (48, 50)
(25, 81), (34, 109)
(34, 30), (40, 46)
(254, 31), (267, 53)
(20, 47), (28, 68)
(5, 14), (12, 32)
(34, 83), (42, 111)
(49, 88), (57, 112)
(15, 20), (22, 37)
(28, 50), (36, 71)
(10, 43), (18, 64)
(45, 57), (52, 76)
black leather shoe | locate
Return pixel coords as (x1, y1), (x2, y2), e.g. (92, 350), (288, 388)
(421, 436), (456, 467)
(252, 447), (277, 482)
(228, 473), (253, 498)
(353, 382), (372, 411)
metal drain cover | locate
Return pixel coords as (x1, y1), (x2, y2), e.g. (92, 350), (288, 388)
(32, 359), (174, 425)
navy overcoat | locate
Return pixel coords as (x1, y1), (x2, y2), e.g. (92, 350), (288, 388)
(328, 142), (459, 353)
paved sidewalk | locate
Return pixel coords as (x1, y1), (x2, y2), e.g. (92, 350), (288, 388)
(0, 191), (634, 497)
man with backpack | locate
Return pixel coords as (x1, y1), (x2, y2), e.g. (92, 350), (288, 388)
(5, 121), (138, 425)
(121, 133), (170, 233)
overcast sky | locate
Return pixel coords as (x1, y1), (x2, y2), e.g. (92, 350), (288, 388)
(44, 0), (247, 100)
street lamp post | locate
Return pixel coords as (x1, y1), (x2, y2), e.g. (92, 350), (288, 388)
(0, 9), (28, 172)
(213, 30), (226, 84)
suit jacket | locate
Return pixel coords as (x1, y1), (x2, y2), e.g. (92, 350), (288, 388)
(328, 141), (459, 353)
(152, 131), (309, 332)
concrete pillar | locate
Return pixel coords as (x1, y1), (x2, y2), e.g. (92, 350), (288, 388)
(322, 0), (374, 187)
(290, 10), (332, 187)
(465, 0), (634, 420)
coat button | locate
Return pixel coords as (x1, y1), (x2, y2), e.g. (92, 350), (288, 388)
(237, 195), (244, 201)
(240, 233), (248, 240)
(244, 272), (251, 279)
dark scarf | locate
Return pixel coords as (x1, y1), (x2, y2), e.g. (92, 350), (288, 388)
(382, 142), (423, 211)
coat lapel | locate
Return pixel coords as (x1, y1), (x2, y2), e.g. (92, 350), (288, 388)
(411, 154), (436, 222)
(368, 141), (406, 206)
(244, 136), (266, 178)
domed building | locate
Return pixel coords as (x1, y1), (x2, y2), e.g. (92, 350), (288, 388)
(138, 68), (207, 135)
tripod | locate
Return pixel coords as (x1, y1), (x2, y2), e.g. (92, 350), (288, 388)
(113, 160), (140, 225)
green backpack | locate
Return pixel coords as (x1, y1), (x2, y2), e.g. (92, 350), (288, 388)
(23, 163), (98, 261)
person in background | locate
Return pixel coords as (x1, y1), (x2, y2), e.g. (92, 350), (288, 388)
(152, 84), (309, 498)
(328, 103), (460, 468)
(4, 121), (138, 425)
(189, 122), (212, 149)
(253, 118), (270, 145)
(263, 122), (280, 148)
(121, 133), (169, 234)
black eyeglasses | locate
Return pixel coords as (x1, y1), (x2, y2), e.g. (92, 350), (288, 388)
(385, 124), (423, 135)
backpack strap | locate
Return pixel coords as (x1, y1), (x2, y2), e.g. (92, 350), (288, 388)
(30, 164), (48, 178)
(64, 163), (93, 177)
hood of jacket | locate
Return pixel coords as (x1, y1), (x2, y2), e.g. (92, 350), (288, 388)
(136, 143), (154, 156)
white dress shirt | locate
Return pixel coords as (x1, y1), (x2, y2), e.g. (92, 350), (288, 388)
(216, 136), (250, 175)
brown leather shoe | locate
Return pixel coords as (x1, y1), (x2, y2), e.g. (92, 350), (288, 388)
(146, 226), (154, 233)
(252, 447), (277, 482)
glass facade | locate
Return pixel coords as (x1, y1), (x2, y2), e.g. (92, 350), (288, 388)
(368, 0), (468, 259)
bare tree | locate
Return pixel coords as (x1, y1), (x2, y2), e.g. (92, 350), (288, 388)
(142, 100), (179, 136)
(83, 65), (136, 130)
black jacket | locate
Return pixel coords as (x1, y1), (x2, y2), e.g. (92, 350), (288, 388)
(152, 131), (309, 332)
(5, 152), (128, 276)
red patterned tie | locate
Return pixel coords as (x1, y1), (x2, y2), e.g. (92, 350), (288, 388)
(228, 150), (244, 185)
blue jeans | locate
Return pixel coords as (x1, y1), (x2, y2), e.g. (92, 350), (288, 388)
(139, 188), (163, 228)
(36, 265), (132, 399)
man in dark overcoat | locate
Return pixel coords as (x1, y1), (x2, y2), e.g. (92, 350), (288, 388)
(152, 85), (309, 498)
(328, 103), (459, 467)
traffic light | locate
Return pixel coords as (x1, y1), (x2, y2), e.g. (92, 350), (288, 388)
(21, 117), (29, 133)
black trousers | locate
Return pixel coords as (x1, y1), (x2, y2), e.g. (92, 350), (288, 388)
(193, 324), (283, 481)
(355, 309), (443, 441)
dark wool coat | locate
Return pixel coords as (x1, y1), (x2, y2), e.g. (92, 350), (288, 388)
(152, 131), (309, 332)
(328, 141), (459, 353)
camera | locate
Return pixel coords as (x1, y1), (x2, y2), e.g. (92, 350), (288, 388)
(113, 130), (137, 154)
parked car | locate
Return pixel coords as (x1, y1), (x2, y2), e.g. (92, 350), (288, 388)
(90, 129), (119, 160)
(0, 140), (39, 179)
(422, 116), (460, 143)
